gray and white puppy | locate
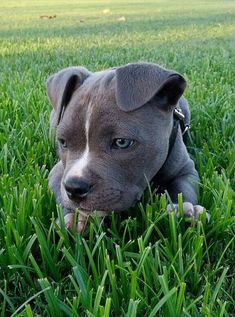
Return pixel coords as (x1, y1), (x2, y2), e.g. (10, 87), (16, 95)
(47, 62), (205, 233)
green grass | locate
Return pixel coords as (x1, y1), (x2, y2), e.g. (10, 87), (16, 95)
(0, 0), (235, 315)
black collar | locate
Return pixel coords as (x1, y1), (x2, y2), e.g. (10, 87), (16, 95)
(168, 107), (190, 158)
(154, 107), (190, 178)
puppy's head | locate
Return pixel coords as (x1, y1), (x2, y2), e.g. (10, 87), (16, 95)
(46, 63), (186, 215)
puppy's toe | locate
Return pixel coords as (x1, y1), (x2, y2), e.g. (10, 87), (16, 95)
(167, 202), (194, 217)
(56, 212), (75, 229)
(194, 205), (211, 221)
(64, 213), (75, 229)
(56, 212), (88, 233)
(76, 213), (88, 233)
(167, 202), (210, 221)
(167, 203), (179, 214)
(182, 202), (195, 218)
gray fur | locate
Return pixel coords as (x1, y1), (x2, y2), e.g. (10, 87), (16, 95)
(47, 66), (91, 129)
(115, 62), (186, 111)
(46, 62), (204, 231)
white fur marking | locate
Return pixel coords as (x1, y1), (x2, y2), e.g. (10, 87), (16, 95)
(85, 103), (93, 140)
(65, 102), (94, 179)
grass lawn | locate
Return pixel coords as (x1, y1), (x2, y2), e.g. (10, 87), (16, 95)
(0, 0), (235, 315)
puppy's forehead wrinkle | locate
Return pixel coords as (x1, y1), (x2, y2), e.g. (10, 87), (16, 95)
(84, 69), (115, 90)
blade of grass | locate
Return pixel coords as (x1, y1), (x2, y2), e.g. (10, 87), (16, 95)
(11, 286), (51, 317)
(149, 287), (177, 317)
(38, 278), (63, 317)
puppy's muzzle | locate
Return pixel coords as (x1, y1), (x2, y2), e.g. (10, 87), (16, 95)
(64, 177), (92, 200)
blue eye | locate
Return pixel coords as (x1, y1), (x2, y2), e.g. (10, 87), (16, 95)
(112, 138), (134, 149)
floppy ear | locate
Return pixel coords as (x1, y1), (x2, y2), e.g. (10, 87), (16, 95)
(46, 66), (91, 127)
(115, 62), (186, 112)
(154, 74), (186, 109)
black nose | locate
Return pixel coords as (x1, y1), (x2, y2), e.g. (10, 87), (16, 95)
(64, 177), (91, 200)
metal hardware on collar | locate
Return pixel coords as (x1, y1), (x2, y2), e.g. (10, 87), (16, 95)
(166, 117), (179, 161)
(164, 106), (189, 163)
(174, 107), (190, 138)
(174, 107), (185, 120)
(182, 124), (190, 135)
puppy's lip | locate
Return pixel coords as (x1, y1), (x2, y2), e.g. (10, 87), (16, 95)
(92, 209), (110, 216)
(76, 208), (110, 217)
(75, 208), (92, 216)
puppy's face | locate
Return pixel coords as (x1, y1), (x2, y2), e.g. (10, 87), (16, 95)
(47, 64), (186, 215)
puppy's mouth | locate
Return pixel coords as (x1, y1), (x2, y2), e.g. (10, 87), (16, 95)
(61, 211), (89, 233)
(61, 208), (110, 234)
(77, 208), (110, 217)
(63, 198), (111, 217)
(62, 183), (124, 214)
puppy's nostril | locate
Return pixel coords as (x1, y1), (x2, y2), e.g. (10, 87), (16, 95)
(64, 177), (91, 199)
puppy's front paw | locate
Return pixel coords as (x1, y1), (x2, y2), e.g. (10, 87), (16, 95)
(56, 212), (88, 233)
(167, 202), (210, 221)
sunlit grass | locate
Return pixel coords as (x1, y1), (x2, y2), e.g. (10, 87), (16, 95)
(0, 0), (234, 315)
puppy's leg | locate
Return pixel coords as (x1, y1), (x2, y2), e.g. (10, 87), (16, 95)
(155, 127), (210, 221)
(165, 173), (210, 221)
(48, 160), (64, 205)
(49, 161), (72, 225)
